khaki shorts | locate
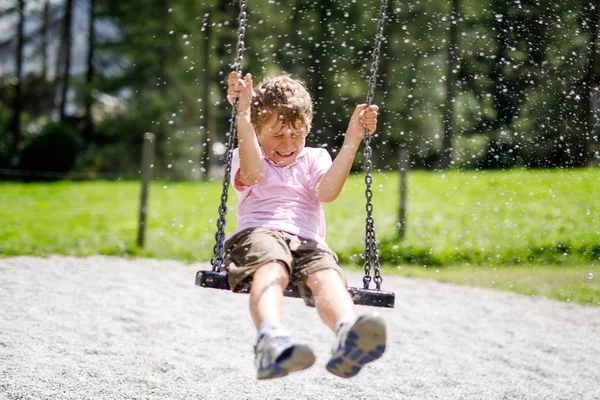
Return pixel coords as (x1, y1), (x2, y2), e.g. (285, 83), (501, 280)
(224, 227), (346, 306)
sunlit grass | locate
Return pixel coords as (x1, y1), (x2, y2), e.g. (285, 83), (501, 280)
(390, 264), (600, 306)
(330, 167), (600, 266)
(1, 167), (599, 305)
(0, 180), (226, 260)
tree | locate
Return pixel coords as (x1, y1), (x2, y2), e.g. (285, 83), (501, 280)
(578, 0), (599, 166)
(1, 0), (595, 176)
(10, 0), (25, 162)
(441, 0), (460, 169)
(199, 10), (213, 181)
(84, 0), (97, 141)
(58, 0), (74, 121)
(379, 0), (450, 169)
(41, 0), (50, 78)
(376, 0), (394, 170)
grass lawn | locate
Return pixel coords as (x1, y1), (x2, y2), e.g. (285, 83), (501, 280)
(1, 168), (599, 305)
(391, 264), (600, 306)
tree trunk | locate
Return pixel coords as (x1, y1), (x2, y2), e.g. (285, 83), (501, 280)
(59, 0), (74, 121)
(376, 0), (393, 170)
(441, 0), (459, 169)
(41, 0), (50, 79)
(53, 4), (65, 108)
(10, 0), (25, 163)
(308, 0), (333, 135)
(581, 0), (599, 166)
(84, 0), (96, 141)
(282, 0), (304, 76)
(200, 12), (213, 181)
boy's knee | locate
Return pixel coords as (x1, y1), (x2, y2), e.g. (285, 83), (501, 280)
(306, 268), (345, 289)
(260, 260), (288, 272)
(256, 260), (291, 283)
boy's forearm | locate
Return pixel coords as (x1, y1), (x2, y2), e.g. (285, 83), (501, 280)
(237, 114), (264, 185)
(315, 139), (362, 203)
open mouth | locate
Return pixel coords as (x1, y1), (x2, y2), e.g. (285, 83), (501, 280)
(276, 151), (295, 158)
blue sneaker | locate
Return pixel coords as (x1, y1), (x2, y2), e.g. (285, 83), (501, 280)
(255, 329), (316, 380)
(326, 314), (387, 378)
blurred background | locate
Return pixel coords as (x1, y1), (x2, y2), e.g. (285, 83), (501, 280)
(0, 0), (599, 304)
(1, 0), (598, 179)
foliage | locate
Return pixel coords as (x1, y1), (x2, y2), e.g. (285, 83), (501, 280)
(1, 0), (599, 179)
(17, 120), (82, 181)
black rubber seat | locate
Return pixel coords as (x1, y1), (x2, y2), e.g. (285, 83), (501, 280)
(196, 270), (395, 308)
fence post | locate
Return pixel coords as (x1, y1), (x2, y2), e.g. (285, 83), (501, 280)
(398, 146), (410, 238)
(137, 132), (156, 248)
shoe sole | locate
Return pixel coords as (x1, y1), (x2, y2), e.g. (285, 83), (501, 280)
(326, 315), (387, 378)
(257, 344), (316, 380)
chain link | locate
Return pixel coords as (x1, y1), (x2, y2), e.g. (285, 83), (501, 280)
(211, 0), (249, 272)
(363, 0), (388, 290)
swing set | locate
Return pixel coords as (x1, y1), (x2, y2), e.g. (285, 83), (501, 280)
(195, 0), (395, 309)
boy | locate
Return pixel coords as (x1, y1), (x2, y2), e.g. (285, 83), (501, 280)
(225, 71), (386, 379)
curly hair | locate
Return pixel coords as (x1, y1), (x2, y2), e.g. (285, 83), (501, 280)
(250, 73), (313, 132)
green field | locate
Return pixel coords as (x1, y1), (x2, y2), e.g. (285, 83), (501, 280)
(1, 168), (599, 305)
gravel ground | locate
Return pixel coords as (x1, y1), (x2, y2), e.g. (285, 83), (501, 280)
(0, 256), (599, 400)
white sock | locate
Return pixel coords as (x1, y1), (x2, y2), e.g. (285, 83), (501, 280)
(334, 316), (355, 334)
(257, 321), (285, 337)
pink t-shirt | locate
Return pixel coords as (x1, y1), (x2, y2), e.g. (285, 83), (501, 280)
(229, 147), (332, 243)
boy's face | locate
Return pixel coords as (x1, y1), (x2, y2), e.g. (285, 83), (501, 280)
(256, 114), (308, 167)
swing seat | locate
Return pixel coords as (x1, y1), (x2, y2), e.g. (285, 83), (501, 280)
(196, 270), (395, 308)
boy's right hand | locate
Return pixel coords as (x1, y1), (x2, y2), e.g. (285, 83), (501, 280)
(227, 71), (253, 115)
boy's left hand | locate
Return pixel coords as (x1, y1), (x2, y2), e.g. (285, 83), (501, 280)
(345, 104), (379, 144)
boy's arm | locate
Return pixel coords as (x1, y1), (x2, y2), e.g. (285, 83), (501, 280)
(315, 104), (378, 203)
(228, 71), (264, 186)
(314, 138), (361, 203)
(236, 112), (264, 186)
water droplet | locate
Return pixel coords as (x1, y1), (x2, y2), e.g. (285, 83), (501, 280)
(588, 273), (594, 280)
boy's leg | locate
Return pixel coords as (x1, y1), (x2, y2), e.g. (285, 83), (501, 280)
(249, 260), (289, 328)
(251, 261), (315, 380)
(306, 269), (387, 379)
(305, 268), (356, 331)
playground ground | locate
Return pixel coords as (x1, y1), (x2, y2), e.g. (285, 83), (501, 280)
(1, 256), (599, 400)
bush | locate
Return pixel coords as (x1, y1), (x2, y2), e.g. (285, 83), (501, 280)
(0, 102), (13, 169)
(75, 113), (151, 176)
(0, 131), (11, 169)
(478, 140), (523, 169)
(18, 122), (81, 181)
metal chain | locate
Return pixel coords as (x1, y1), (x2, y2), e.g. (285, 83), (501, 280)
(363, 0), (388, 290)
(210, 0), (388, 285)
(211, 0), (249, 272)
